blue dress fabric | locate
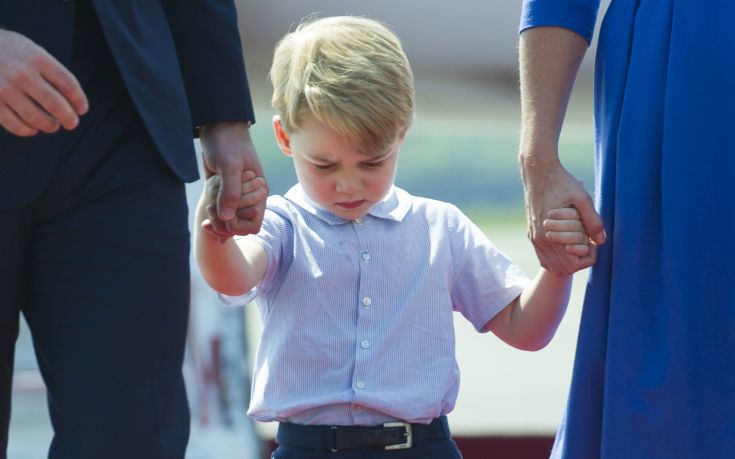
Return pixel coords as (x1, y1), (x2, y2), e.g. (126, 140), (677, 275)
(521, 1), (735, 458)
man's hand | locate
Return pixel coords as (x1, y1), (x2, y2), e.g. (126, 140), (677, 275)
(520, 154), (605, 275)
(200, 171), (267, 241)
(0, 29), (88, 136)
(199, 121), (267, 237)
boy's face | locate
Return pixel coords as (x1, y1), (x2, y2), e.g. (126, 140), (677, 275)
(273, 115), (400, 221)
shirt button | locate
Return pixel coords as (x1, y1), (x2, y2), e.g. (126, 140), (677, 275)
(361, 251), (371, 261)
(356, 381), (366, 390)
(360, 340), (370, 349)
(354, 218), (363, 224)
(362, 297), (372, 307)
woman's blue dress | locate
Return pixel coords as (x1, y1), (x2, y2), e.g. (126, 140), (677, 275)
(521, 1), (735, 457)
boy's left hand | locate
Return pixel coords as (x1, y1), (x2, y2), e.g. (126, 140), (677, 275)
(199, 121), (267, 237)
(202, 170), (267, 241)
(543, 207), (596, 266)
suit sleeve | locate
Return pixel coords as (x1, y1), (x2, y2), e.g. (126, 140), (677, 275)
(162, 0), (256, 129)
(520, 0), (602, 43)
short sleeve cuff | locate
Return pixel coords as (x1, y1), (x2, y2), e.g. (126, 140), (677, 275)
(217, 287), (258, 307)
(215, 235), (277, 308)
(520, 0), (600, 43)
(475, 266), (533, 333)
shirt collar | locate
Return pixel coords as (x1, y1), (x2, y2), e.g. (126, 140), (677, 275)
(283, 184), (412, 225)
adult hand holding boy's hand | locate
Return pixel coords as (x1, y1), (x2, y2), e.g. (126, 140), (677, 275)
(520, 154), (604, 275)
(543, 207), (597, 270)
(200, 121), (268, 238)
(201, 171), (267, 241)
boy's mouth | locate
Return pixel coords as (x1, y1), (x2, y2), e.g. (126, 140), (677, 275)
(336, 200), (366, 210)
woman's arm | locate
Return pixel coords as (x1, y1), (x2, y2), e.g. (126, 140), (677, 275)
(519, 26), (604, 275)
(483, 206), (592, 350)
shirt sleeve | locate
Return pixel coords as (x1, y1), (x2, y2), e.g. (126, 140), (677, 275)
(520, 0), (602, 43)
(448, 206), (532, 332)
(217, 198), (294, 307)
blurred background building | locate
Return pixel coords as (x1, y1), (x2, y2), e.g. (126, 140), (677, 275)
(239, 1), (597, 91)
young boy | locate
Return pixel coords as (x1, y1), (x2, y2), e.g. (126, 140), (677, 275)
(195, 16), (592, 458)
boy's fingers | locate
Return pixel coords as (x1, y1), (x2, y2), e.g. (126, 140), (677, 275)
(238, 186), (267, 208)
(543, 218), (584, 232)
(546, 231), (588, 245)
(227, 197), (266, 235)
(241, 176), (267, 194)
(240, 169), (256, 181)
(200, 219), (217, 237)
(204, 178), (221, 203)
(546, 207), (580, 220)
(564, 243), (590, 257)
(201, 219), (232, 243)
(216, 169), (241, 221)
(206, 203), (219, 225)
(236, 206), (258, 220)
(573, 198), (606, 245)
(206, 203), (230, 236)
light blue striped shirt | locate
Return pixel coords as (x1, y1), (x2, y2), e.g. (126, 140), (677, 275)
(223, 184), (530, 426)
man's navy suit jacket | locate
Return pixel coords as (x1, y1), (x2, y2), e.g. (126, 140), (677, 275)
(0, 0), (256, 208)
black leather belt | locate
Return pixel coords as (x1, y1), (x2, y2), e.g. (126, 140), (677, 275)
(276, 416), (450, 452)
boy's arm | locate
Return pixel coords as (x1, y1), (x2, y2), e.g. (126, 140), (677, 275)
(194, 174), (268, 296)
(483, 207), (591, 351)
(483, 269), (572, 352)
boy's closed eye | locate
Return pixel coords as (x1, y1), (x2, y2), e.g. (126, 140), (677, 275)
(362, 160), (385, 168)
(312, 160), (384, 170)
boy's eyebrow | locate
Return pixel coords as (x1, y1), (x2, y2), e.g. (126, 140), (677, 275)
(357, 148), (398, 163)
(301, 151), (334, 163)
(304, 149), (394, 164)
(362, 151), (393, 162)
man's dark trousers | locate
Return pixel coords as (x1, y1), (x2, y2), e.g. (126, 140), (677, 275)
(0, 2), (191, 457)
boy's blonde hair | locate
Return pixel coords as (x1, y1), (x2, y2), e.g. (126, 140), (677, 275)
(270, 16), (415, 156)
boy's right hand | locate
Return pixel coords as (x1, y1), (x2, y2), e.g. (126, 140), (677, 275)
(202, 170), (267, 241)
(542, 207), (597, 271)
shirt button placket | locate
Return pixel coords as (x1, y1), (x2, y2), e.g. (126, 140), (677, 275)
(352, 219), (372, 413)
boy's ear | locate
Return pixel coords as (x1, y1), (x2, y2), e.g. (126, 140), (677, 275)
(272, 115), (293, 157)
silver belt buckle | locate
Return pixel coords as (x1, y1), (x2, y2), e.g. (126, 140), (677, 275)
(383, 422), (412, 450)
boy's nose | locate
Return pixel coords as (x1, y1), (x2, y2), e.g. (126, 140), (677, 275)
(335, 175), (360, 194)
